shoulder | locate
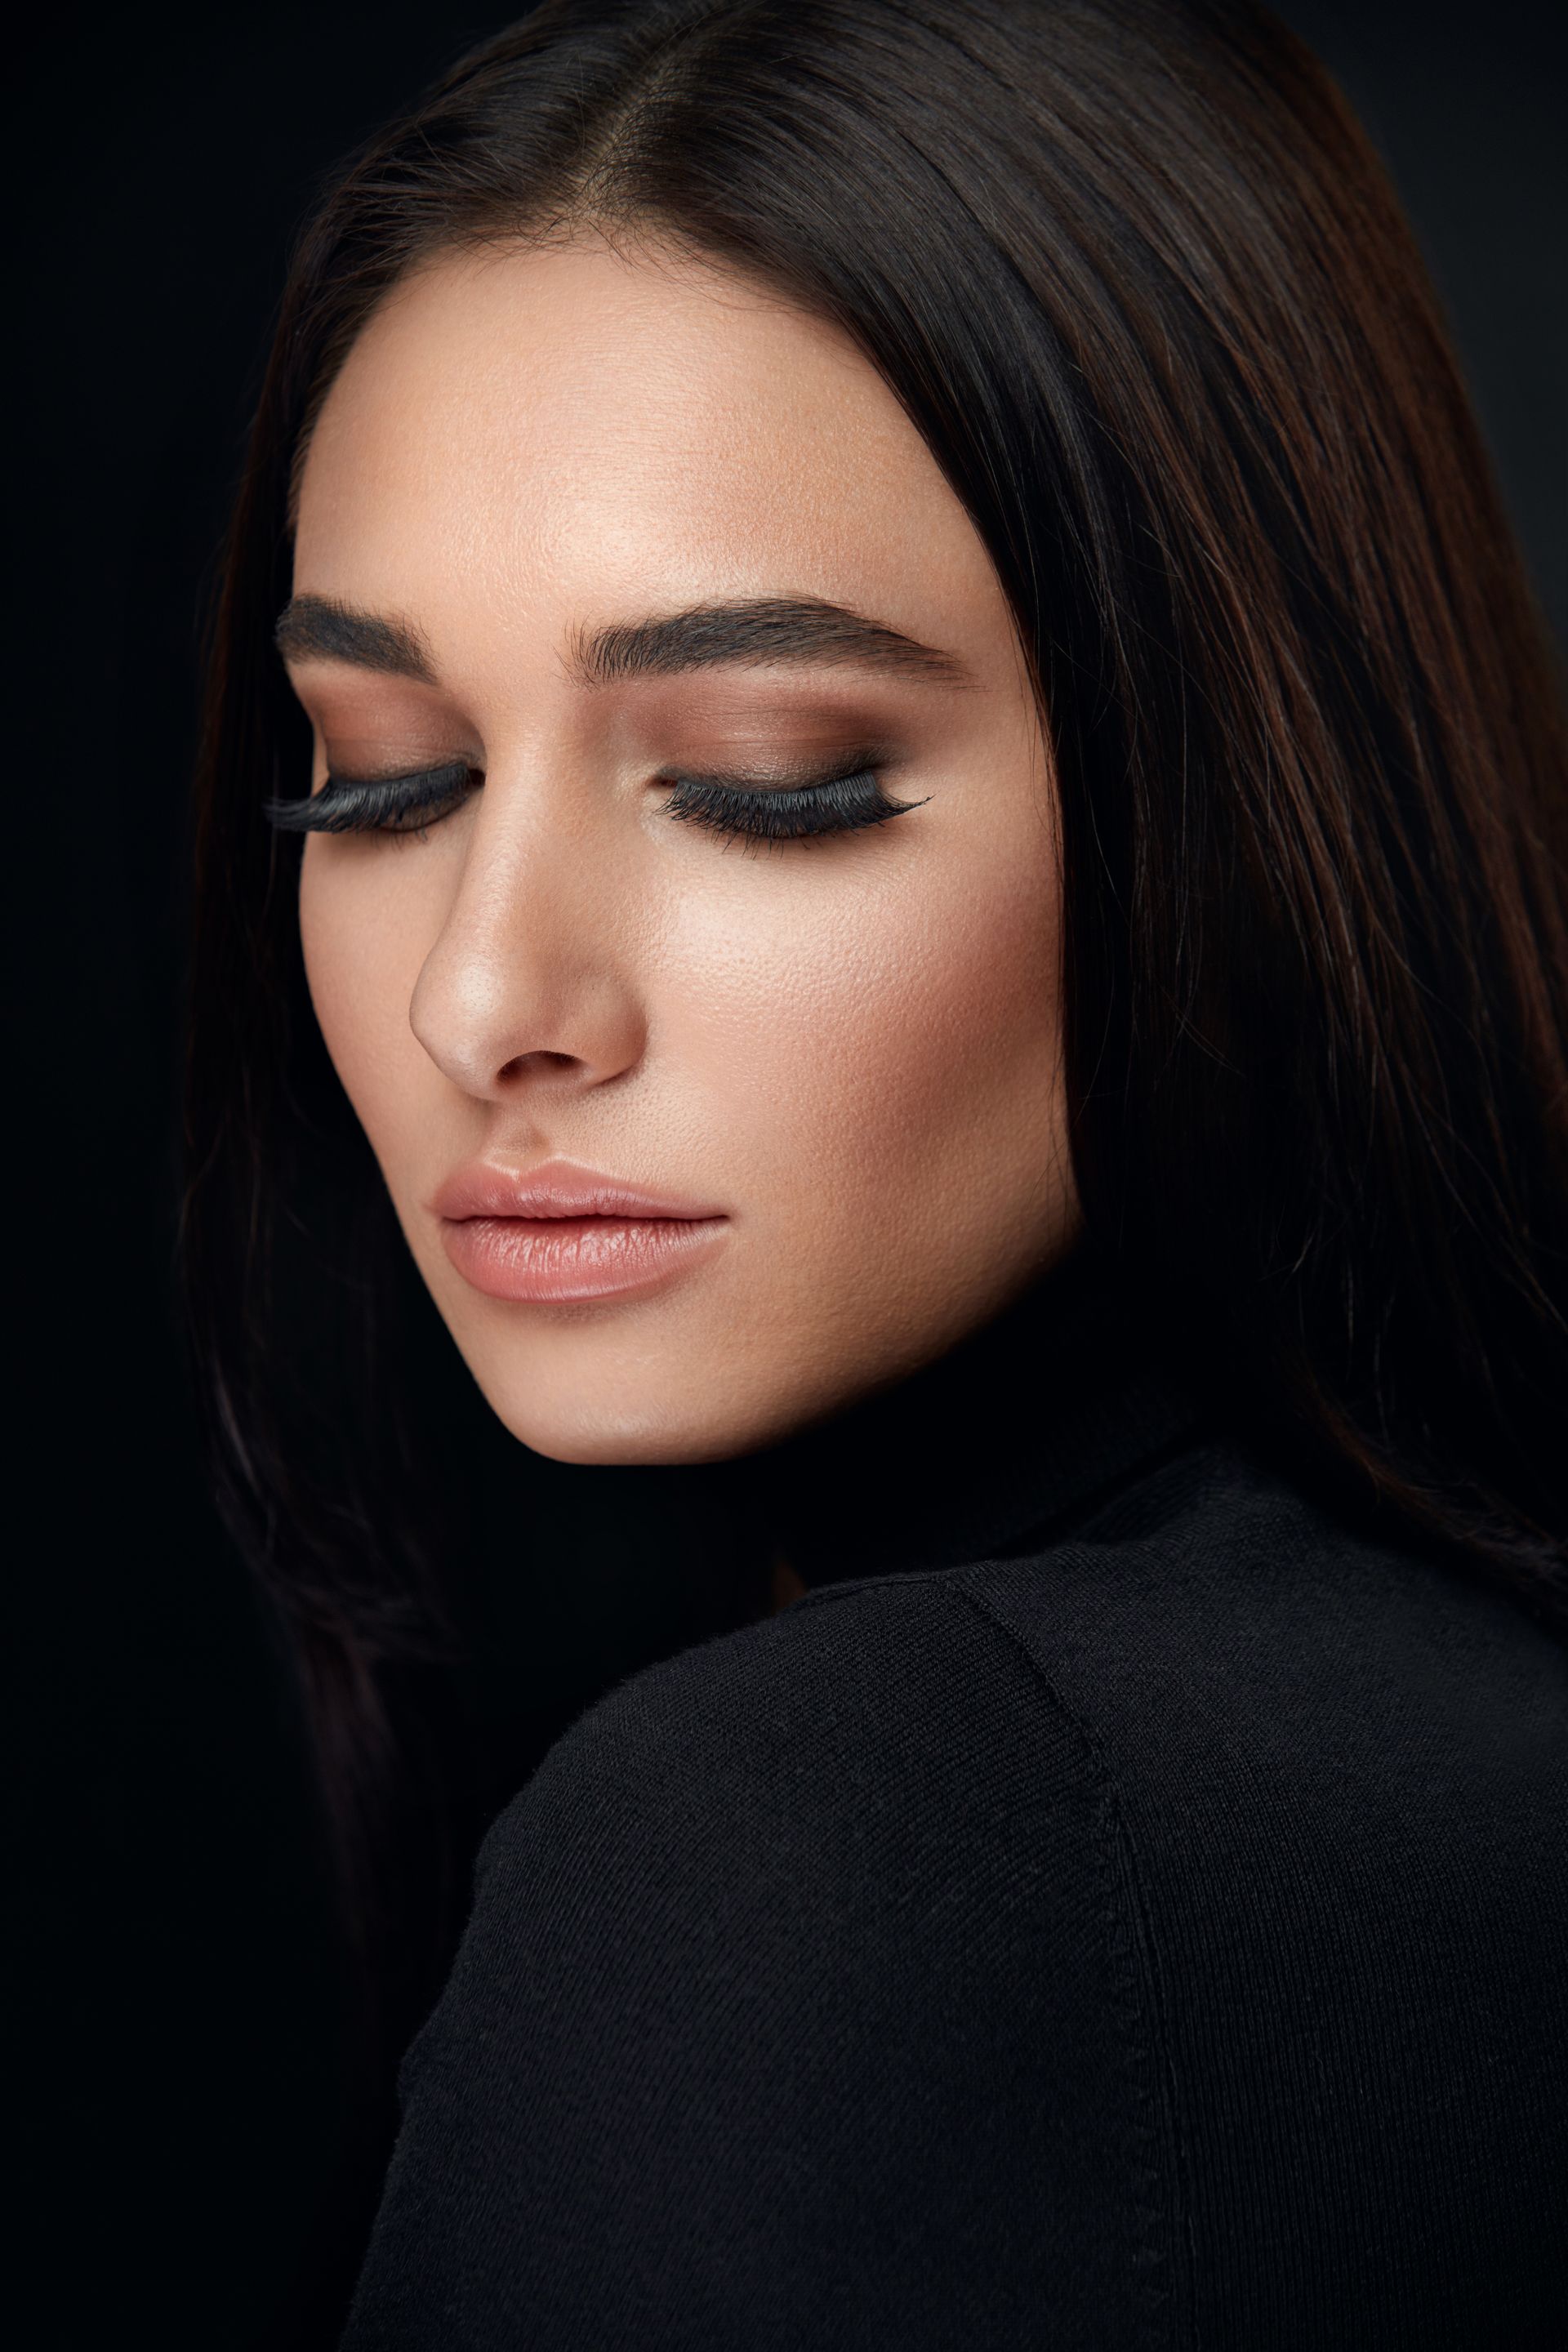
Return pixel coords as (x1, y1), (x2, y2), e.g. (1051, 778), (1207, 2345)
(464, 1564), (1169, 2118)
(346, 1577), (1187, 2348)
(479, 1565), (1098, 1898)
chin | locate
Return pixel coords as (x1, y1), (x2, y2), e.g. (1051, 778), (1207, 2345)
(466, 1360), (785, 1469)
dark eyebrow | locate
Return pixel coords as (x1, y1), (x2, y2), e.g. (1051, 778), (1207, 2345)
(569, 596), (973, 686)
(273, 591), (971, 691)
(274, 595), (435, 683)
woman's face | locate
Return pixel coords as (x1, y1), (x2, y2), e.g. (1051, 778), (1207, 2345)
(289, 238), (1077, 1464)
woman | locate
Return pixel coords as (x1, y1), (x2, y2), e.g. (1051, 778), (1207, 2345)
(184, 0), (1567, 2341)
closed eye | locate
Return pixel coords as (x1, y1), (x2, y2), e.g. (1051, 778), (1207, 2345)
(659, 768), (924, 844)
(261, 760), (926, 843)
(263, 761), (479, 835)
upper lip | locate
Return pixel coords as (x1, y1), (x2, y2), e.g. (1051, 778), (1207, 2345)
(430, 1157), (728, 1223)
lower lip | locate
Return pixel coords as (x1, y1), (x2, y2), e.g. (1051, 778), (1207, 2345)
(439, 1213), (728, 1303)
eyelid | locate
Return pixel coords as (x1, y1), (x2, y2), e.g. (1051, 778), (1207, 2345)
(663, 764), (867, 794)
(658, 744), (898, 791)
(322, 758), (476, 790)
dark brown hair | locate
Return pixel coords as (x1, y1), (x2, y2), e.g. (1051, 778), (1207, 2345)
(184, 0), (1568, 2114)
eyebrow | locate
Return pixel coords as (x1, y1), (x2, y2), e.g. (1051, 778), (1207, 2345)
(569, 597), (972, 686)
(274, 596), (436, 681)
(274, 593), (971, 688)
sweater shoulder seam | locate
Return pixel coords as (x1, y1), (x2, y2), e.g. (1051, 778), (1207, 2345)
(942, 1575), (1200, 2351)
(782, 1570), (1194, 2344)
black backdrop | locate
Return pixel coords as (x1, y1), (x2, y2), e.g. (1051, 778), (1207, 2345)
(11, 5), (1565, 2345)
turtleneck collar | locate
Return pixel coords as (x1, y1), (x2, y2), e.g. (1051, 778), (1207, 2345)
(705, 1237), (1205, 1592)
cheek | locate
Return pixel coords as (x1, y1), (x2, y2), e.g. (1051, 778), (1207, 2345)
(297, 840), (442, 1154)
(669, 831), (1063, 1228)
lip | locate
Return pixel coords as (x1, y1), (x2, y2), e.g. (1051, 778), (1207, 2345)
(430, 1157), (730, 1304)
(431, 1159), (727, 1224)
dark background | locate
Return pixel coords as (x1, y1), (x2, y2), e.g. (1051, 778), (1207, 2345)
(11, 5), (1565, 2345)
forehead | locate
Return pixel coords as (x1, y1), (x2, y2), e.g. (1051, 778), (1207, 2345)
(293, 238), (1004, 670)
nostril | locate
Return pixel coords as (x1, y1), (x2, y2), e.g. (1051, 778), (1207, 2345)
(498, 1049), (580, 1083)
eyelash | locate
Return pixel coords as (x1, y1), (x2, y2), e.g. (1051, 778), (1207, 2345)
(263, 763), (923, 845)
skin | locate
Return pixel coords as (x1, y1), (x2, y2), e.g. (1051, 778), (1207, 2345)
(288, 235), (1080, 1469)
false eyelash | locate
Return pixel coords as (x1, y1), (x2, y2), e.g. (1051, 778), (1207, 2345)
(263, 761), (477, 835)
(662, 769), (923, 842)
(261, 762), (924, 843)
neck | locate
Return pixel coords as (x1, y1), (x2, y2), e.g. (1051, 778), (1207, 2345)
(708, 1237), (1200, 1594)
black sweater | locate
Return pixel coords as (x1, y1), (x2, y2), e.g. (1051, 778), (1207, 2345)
(341, 1250), (1568, 2349)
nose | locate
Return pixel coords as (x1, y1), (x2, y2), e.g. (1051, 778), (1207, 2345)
(408, 795), (646, 1104)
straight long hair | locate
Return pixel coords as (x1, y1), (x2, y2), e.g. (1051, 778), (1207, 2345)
(184, 0), (1568, 2093)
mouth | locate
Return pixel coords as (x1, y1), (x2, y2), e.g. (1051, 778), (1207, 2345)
(430, 1159), (730, 1305)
